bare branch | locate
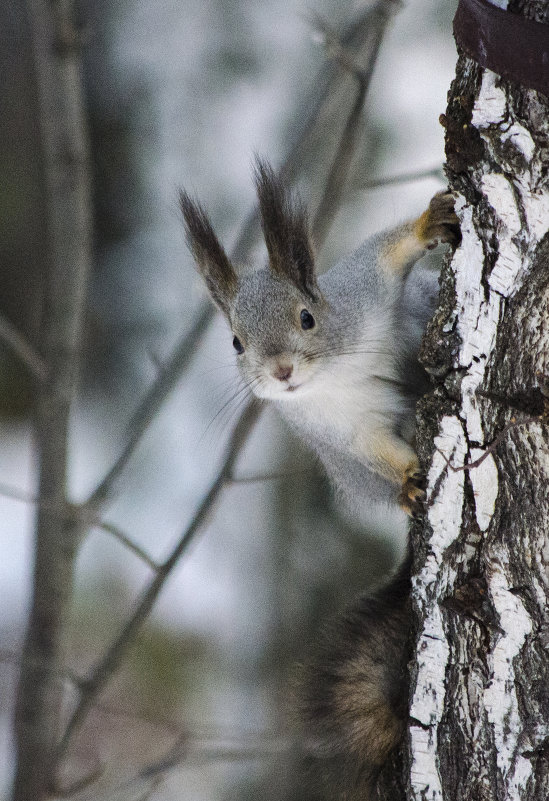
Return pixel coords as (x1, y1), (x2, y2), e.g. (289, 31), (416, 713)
(0, 483), (38, 505)
(0, 314), (47, 382)
(232, 0), (401, 261)
(312, 0), (400, 249)
(94, 521), (160, 571)
(56, 399), (262, 761)
(85, 304), (214, 511)
(13, 1), (93, 798)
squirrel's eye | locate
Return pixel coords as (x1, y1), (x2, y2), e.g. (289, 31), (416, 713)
(232, 336), (244, 355)
(300, 309), (315, 330)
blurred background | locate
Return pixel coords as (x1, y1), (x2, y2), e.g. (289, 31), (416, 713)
(0, 0), (457, 798)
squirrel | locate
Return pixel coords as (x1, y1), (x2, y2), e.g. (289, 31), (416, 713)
(180, 159), (460, 799)
(180, 159), (459, 514)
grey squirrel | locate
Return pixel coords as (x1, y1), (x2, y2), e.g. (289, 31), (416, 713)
(180, 160), (459, 799)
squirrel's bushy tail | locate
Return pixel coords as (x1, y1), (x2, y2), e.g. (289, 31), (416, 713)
(297, 555), (411, 800)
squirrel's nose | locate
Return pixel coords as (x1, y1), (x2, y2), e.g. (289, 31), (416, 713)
(273, 363), (293, 382)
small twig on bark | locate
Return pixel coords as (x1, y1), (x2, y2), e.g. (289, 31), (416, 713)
(0, 314), (48, 381)
(436, 414), (545, 473)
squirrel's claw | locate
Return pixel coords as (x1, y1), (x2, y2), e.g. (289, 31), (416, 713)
(399, 460), (425, 517)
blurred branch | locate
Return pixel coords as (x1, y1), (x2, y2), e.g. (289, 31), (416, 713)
(362, 165), (444, 189)
(313, 0), (399, 249)
(94, 521), (160, 571)
(56, 399), (262, 762)
(0, 314), (47, 381)
(0, 482), (38, 505)
(13, 1), (93, 800)
(232, 0), (401, 262)
(229, 467), (313, 484)
(0, 648), (82, 689)
(115, 735), (289, 801)
(52, 765), (104, 798)
(84, 304), (214, 510)
(312, 73), (367, 249)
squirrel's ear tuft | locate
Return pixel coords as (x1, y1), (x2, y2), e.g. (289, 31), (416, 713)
(180, 191), (238, 317)
(253, 157), (320, 303)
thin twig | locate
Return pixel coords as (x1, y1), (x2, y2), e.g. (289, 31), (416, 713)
(94, 521), (160, 571)
(56, 399), (262, 761)
(132, 777), (163, 801)
(50, 763), (104, 798)
(229, 467), (313, 484)
(85, 304), (214, 511)
(231, 1), (397, 262)
(0, 314), (48, 381)
(0, 483), (38, 505)
(112, 735), (289, 801)
(362, 165), (444, 189)
(437, 415), (546, 473)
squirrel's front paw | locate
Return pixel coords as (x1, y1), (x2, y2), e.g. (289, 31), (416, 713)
(399, 459), (425, 517)
(418, 191), (461, 250)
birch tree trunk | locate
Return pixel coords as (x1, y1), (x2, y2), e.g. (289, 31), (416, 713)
(409, 3), (549, 799)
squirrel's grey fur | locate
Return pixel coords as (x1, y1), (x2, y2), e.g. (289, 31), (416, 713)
(180, 158), (459, 800)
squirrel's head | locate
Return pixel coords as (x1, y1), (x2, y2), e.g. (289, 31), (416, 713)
(181, 158), (329, 400)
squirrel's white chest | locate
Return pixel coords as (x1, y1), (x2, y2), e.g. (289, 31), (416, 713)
(275, 359), (398, 449)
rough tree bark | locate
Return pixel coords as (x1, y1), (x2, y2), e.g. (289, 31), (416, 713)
(408, 2), (549, 800)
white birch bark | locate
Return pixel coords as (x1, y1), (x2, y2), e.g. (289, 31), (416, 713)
(408, 42), (549, 801)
